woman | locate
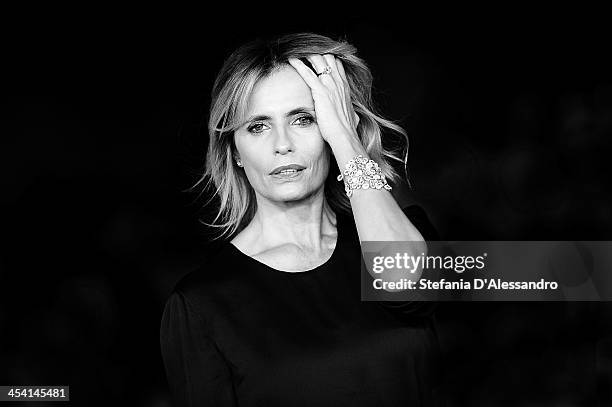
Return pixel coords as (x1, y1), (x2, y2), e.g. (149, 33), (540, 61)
(160, 33), (441, 406)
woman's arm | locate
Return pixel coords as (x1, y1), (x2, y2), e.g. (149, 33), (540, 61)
(329, 136), (428, 246)
(377, 205), (440, 318)
(288, 55), (427, 247)
(160, 290), (238, 407)
(288, 55), (429, 288)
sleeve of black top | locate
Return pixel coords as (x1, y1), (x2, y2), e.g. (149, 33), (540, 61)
(378, 204), (440, 320)
(160, 290), (238, 407)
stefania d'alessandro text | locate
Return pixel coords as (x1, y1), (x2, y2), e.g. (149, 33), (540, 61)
(373, 278), (559, 291)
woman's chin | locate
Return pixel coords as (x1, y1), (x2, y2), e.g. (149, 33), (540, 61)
(275, 191), (307, 202)
(269, 187), (318, 203)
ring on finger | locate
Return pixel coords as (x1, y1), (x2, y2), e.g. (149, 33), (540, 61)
(316, 66), (333, 76)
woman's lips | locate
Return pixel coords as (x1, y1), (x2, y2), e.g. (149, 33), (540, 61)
(270, 169), (305, 180)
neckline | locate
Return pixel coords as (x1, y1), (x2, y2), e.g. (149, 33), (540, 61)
(227, 214), (344, 275)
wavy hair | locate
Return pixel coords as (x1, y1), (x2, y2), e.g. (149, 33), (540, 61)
(190, 33), (411, 241)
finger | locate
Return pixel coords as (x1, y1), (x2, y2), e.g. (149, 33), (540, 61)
(288, 58), (323, 90)
(307, 54), (327, 75)
(335, 58), (352, 109)
(323, 54), (343, 85)
(321, 54), (350, 117)
(335, 58), (350, 89)
(307, 54), (337, 88)
(335, 58), (359, 126)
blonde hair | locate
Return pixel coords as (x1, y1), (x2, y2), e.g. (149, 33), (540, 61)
(190, 33), (411, 241)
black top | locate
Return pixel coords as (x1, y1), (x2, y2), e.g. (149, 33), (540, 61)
(160, 205), (441, 407)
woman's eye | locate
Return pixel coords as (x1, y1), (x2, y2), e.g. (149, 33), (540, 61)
(247, 122), (267, 134)
(294, 115), (315, 126)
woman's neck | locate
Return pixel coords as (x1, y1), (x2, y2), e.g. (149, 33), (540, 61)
(247, 195), (338, 254)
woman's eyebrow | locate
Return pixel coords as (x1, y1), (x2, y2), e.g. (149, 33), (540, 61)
(285, 107), (315, 116)
(245, 114), (272, 123)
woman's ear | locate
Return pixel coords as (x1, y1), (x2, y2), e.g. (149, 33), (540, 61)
(231, 150), (241, 166)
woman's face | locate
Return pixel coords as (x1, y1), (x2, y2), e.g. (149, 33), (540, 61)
(233, 65), (331, 204)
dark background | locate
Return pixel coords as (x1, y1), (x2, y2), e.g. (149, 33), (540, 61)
(2, 12), (611, 406)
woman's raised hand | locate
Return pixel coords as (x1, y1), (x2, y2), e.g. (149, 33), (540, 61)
(288, 55), (360, 147)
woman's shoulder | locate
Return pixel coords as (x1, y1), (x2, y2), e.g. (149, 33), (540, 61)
(170, 243), (245, 299)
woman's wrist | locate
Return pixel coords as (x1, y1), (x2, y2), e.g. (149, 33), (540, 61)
(329, 133), (368, 170)
(329, 134), (393, 198)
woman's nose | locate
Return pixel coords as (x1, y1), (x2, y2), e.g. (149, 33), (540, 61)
(273, 126), (294, 155)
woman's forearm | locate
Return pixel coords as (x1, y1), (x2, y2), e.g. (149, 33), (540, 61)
(330, 135), (427, 291)
(329, 134), (427, 248)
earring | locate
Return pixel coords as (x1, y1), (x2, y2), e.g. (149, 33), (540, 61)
(236, 160), (243, 167)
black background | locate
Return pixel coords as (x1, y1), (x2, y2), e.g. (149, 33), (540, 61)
(2, 11), (612, 406)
